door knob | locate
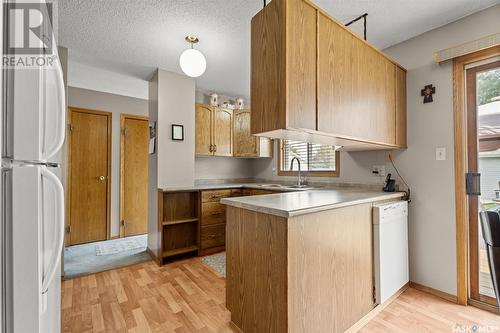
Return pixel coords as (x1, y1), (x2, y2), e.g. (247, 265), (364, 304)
(99, 176), (105, 181)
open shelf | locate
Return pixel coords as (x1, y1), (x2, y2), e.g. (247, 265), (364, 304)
(162, 218), (198, 226)
(157, 190), (200, 264)
(162, 245), (199, 258)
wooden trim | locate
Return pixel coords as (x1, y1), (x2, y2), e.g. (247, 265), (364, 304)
(119, 114), (149, 238)
(276, 139), (340, 177)
(453, 45), (500, 305)
(409, 281), (458, 304)
(345, 283), (409, 333)
(147, 247), (161, 266)
(468, 298), (500, 315)
(229, 322), (244, 333)
(466, 61), (500, 304)
(67, 107), (112, 245)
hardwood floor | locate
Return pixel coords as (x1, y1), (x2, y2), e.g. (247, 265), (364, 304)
(61, 259), (233, 332)
(62, 258), (500, 333)
(359, 288), (500, 333)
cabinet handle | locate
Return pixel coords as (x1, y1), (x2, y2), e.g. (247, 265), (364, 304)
(211, 211), (223, 216)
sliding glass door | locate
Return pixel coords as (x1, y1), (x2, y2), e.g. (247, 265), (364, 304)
(467, 61), (500, 305)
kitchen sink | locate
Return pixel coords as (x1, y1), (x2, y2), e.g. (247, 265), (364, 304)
(256, 184), (316, 191)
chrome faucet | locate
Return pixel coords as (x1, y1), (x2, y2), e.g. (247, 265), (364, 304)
(290, 157), (302, 187)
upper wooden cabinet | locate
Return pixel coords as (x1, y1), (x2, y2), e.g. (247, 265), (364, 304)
(195, 103), (233, 157)
(250, 0), (407, 151)
(233, 110), (273, 158)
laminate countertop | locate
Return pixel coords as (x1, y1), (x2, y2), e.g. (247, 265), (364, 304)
(220, 189), (405, 217)
(159, 183), (308, 192)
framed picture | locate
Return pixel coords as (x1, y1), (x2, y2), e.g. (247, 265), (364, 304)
(148, 122), (156, 154)
(172, 124), (184, 141)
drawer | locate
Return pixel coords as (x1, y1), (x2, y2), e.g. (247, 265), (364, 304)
(242, 188), (274, 196)
(201, 190), (232, 203)
(231, 189), (243, 197)
(201, 224), (225, 249)
(201, 202), (226, 226)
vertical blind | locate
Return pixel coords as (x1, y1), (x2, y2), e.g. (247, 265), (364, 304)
(281, 140), (337, 172)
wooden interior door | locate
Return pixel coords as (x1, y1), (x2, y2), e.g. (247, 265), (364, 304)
(467, 61), (500, 306)
(213, 107), (233, 156)
(68, 108), (111, 245)
(233, 110), (257, 157)
(120, 115), (149, 237)
(195, 104), (213, 156)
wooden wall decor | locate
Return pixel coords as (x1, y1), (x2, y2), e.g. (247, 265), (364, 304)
(421, 84), (436, 103)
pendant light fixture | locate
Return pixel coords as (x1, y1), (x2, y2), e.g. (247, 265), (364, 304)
(179, 36), (206, 78)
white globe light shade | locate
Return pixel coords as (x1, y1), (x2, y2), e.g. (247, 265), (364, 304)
(179, 48), (206, 78)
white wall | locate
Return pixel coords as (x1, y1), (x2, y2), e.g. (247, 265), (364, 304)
(384, 3), (500, 295)
(156, 70), (196, 188)
(253, 146), (388, 185)
(195, 157), (255, 181)
(68, 87), (148, 238)
(68, 60), (148, 100)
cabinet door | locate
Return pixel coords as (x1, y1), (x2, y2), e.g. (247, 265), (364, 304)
(286, 0), (317, 131)
(317, 13), (353, 136)
(234, 110), (258, 157)
(352, 40), (396, 144)
(213, 107), (233, 156)
(195, 104), (213, 156)
(395, 66), (407, 148)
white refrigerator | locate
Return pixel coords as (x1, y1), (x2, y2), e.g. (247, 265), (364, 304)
(1, 2), (66, 332)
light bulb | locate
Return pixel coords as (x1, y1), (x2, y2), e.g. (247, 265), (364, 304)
(179, 48), (206, 78)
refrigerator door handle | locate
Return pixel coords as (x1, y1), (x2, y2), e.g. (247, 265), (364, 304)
(39, 167), (64, 297)
(42, 45), (66, 161)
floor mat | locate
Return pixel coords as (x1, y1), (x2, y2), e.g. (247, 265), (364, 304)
(64, 235), (151, 278)
(201, 252), (226, 277)
(95, 236), (146, 255)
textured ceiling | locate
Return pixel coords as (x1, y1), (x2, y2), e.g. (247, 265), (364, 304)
(58, 0), (500, 98)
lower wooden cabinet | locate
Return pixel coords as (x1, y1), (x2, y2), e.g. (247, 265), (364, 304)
(201, 224), (226, 251)
(200, 190), (233, 255)
(150, 188), (282, 263)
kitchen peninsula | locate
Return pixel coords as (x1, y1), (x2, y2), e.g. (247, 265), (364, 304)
(221, 189), (405, 333)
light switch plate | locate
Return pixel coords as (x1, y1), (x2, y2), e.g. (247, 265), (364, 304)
(436, 147), (446, 161)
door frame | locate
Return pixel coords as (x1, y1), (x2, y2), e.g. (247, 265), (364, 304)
(119, 114), (149, 238)
(467, 61), (500, 307)
(453, 45), (500, 306)
(66, 107), (112, 246)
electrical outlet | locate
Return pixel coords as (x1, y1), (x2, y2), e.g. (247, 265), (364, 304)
(372, 165), (386, 177)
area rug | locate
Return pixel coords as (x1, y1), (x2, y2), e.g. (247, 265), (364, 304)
(201, 252), (226, 277)
(95, 235), (147, 255)
(64, 235), (151, 279)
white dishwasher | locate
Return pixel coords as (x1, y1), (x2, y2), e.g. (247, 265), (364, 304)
(373, 201), (409, 305)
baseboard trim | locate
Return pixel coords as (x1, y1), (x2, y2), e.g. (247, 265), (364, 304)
(409, 281), (458, 304)
(345, 282), (409, 333)
(146, 247), (161, 266)
(229, 321), (243, 333)
(468, 299), (500, 314)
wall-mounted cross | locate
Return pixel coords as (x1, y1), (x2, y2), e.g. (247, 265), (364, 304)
(421, 84), (436, 103)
